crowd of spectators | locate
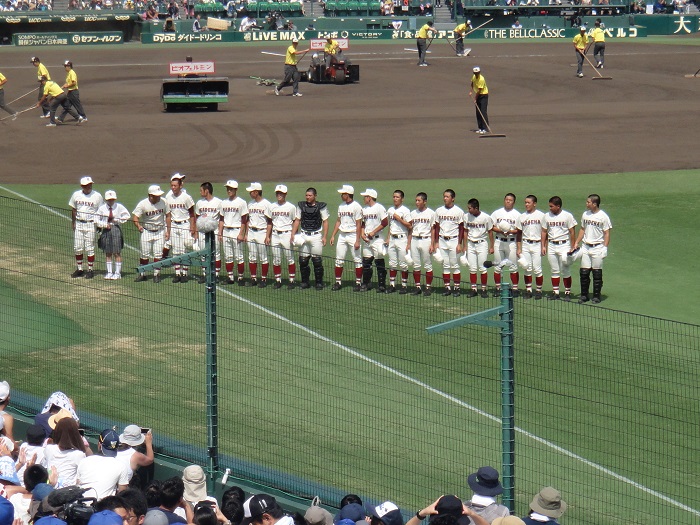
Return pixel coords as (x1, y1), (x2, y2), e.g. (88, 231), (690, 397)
(0, 382), (568, 525)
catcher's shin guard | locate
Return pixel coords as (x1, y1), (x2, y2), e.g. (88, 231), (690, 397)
(312, 256), (324, 284)
(592, 269), (603, 298)
(376, 258), (387, 286)
(362, 256), (374, 285)
(580, 268), (591, 297)
(299, 255), (311, 284)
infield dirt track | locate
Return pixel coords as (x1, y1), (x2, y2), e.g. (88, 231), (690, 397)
(2, 39), (698, 185)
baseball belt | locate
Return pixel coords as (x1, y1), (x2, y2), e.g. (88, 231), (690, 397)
(523, 239), (540, 244)
(497, 236), (516, 242)
(549, 240), (568, 245)
(301, 230), (321, 236)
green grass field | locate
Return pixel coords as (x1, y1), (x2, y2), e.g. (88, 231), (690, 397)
(1, 171), (699, 525)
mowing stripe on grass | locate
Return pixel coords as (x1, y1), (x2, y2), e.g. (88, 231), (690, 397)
(2, 184), (697, 518)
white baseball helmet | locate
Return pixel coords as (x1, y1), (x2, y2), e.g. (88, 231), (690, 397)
(404, 252), (414, 266)
(459, 254), (468, 267)
(498, 220), (511, 233)
(432, 251), (444, 264)
(517, 257), (530, 270)
(293, 234), (305, 247)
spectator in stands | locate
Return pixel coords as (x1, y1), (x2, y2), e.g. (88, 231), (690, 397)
(167, 1), (179, 18)
(11, 466), (56, 525)
(334, 495), (365, 524)
(0, 382), (14, 442)
(163, 17), (176, 31)
(521, 487), (566, 525)
(193, 503), (218, 525)
(35, 392), (78, 442)
(193, 14), (208, 31)
(241, 494), (304, 525)
(15, 425), (48, 485)
(145, 510), (170, 525)
(44, 418), (88, 487)
(76, 429), (129, 500)
(182, 465), (213, 508)
(120, 489), (150, 525)
(382, 0), (393, 15)
(304, 502), (333, 525)
(0, 498), (16, 525)
(89, 510), (125, 525)
(239, 14), (261, 30)
(144, 480), (163, 509)
(143, 3), (159, 20)
(511, 18), (522, 28)
(405, 495), (490, 525)
(116, 425), (154, 486)
(465, 466), (510, 523)
(368, 502), (404, 525)
(148, 476), (193, 525)
(221, 487), (245, 525)
(653, 0), (667, 12)
(0, 456), (22, 497)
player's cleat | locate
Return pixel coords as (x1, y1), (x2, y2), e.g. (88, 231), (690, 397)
(180, 275), (188, 283)
(287, 282), (295, 290)
(493, 288), (501, 297)
(198, 275), (206, 284)
(112, 273), (121, 280)
(579, 294), (590, 303)
(274, 87), (280, 96)
(315, 283), (324, 291)
(46, 122), (57, 127)
(523, 290), (532, 299)
(237, 278), (245, 286)
(467, 289), (478, 298)
(173, 275), (181, 283)
(377, 285), (386, 293)
(479, 289), (488, 298)
(453, 290), (461, 297)
(399, 287), (408, 295)
(441, 288), (452, 297)
(548, 293), (560, 300)
(386, 286), (396, 294)
(85, 270), (94, 279)
(226, 278), (235, 285)
(562, 293), (571, 302)
(134, 273), (147, 282)
(512, 289), (520, 298)
(411, 288), (422, 296)
(292, 92), (303, 97)
(534, 290), (543, 300)
(423, 288), (432, 297)
(591, 295), (601, 304)
(273, 281), (283, 289)
(258, 280), (267, 288)
(247, 279), (257, 287)
(332, 283), (341, 291)
(104, 273), (113, 280)
(152, 275), (161, 284)
(354, 284), (363, 292)
(299, 282), (311, 290)
(71, 269), (84, 278)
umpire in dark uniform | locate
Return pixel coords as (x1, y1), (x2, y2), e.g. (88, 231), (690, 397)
(292, 188), (329, 290)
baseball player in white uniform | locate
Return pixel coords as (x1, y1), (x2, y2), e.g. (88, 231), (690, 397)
(245, 182), (272, 287)
(69, 176), (103, 279)
(463, 198), (494, 298)
(433, 189), (465, 297)
(330, 184), (363, 291)
(360, 189), (389, 292)
(409, 192), (436, 296)
(95, 190), (129, 280)
(516, 194), (546, 299)
(132, 185), (171, 283)
(385, 190), (412, 294)
(268, 185), (297, 289)
(165, 174), (196, 283)
(292, 187), (329, 290)
(541, 196), (577, 300)
(491, 193), (521, 297)
(218, 180), (249, 286)
(195, 182), (223, 284)
(573, 193), (612, 304)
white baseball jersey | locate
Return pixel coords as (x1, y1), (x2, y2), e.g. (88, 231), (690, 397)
(165, 191), (195, 222)
(435, 205), (464, 238)
(69, 190), (103, 222)
(247, 198), (272, 230)
(517, 209), (546, 241)
(542, 210), (577, 242)
(580, 209), (612, 244)
(362, 202), (388, 236)
(464, 211), (493, 242)
(195, 197), (223, 221)
(221, 196), (249, 228)
(410, 207), (436, 238)
(337, 200), (363, 233)
(491, 207), (520, 235)
(133, 198), (170, 229)
(270, 201), (296, 231)
(387, 205), (412, 235)
(95, 203), (130, 228)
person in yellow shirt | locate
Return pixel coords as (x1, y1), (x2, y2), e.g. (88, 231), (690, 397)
(453, 20), (471, 57)
(59, 60), (87, 124)
(35, 76), (80, 127)
(275, 38), (311, 97)
(416, 20), (437, 67)
(468, 66), (489, 134)
(0, 71), (17, 120)
(591, 19), (606, 68)
(324, 37), (340, 68)
(573, 26), (588, 78)
(31, 56), (51, 118)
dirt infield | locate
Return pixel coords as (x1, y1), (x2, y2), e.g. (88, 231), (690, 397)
(1, 39), (698, 185)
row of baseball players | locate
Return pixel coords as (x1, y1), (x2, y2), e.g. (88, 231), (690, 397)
(68, 175), (611, 302)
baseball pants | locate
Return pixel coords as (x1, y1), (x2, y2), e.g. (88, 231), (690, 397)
(410, 237), (433, 273)
(475, 94), (489, 131)
(299, 230), (323, 257)
(170, 221), (192, 256)
(335, 232), (361, 268)
(74, 222), (96, 256)
(37, 87), (50, 115)
(416, 38), (428, 65)
(494, 238), (518, 272)
(271, 231), (293, 266)
(388, 235), (410, 271)
(362, 236), (384, 259)
(278, 65), (300, 94)
(455, 35), (464, 55)
(0, 90), (16, 116)
(438, 237), (460, 275)
(67, 89), (85, 118)
(520, 240), (543, 277)
(580, 243), (607, 269)
(594, 42), (605, 66)
(222, 227), (245, 264)
(547, 241), (572, 278)
(49, 93), (77, 125)
(466, 239), (489, 273)
(576, 50), (585, 75)
(140, 228), (165, 259)
(247, 229), (268, 263)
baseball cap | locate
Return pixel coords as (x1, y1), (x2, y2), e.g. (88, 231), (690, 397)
(0, 456), (20, 485)
(171, 172), (186, 181)
(182, 465), (207, 503)
(292, 38), (299, 43)
(580, 26), (586, 31)
(225, 180), (239, 188)
(334, 503), (365, 524)
(105, 190), (117, 200)
(64, 60), (72, 67)
(473, 66), (480, 73)
(143, 510), (169, 525)
(119, 424), (145, 446)
(26, 424), (47, 445)
(370, 502), (402, 525)
(31, 483), (54, 502)
(305, 506), (333, 525)
(98, 429), (120, 457)
(0, 381), (8, 403)
(0, 499), (13, 525)
(274, 184), (288, 194)
(88, 510), (123, 525)
(80, 176), (94, 186)
(246, 182), (263, 192)
(360, 189), (377, 199)
(30, 56), (39, 63)
(337, 184), (354, 194)
(242, 494), (278, 525)
(148, 185), (165, 196)
(34, 518), (67, 525)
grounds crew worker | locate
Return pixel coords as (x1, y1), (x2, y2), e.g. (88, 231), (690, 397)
(31, 57), (51, 118)
(59, 61), (86, 124)
(453, 19), (472, 57)
(0, 70), (17, 120)
(416, 20), (438, 67)
(591, 19), (606, 68)
(469, 66), (489, 134)
(573, 26), (588, 78)
(275, 38), (310, 97)
(36, 75), (79, 127)
(324, 37), (340, 68)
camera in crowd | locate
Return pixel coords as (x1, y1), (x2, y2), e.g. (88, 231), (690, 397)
(35, 486), (97, 525)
